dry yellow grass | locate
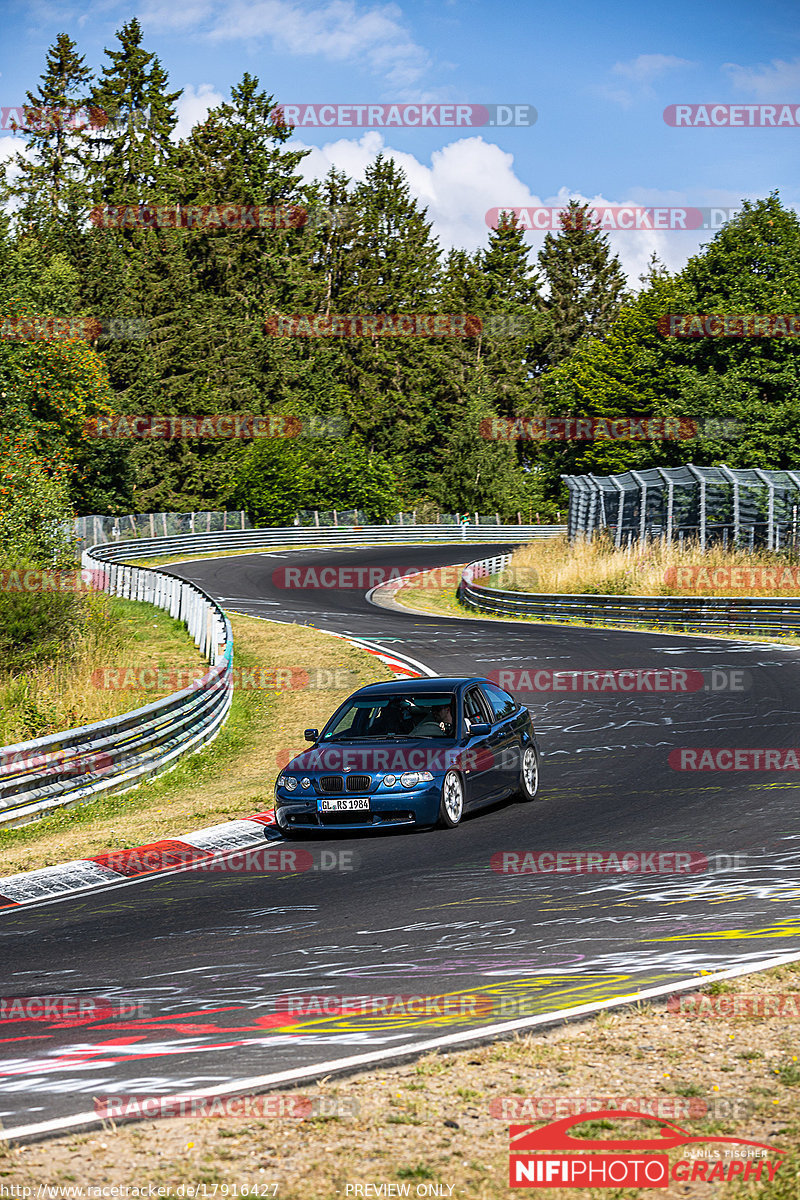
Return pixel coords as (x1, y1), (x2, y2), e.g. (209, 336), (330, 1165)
(3, 963), (800, 1197)
(0, 614), (394, 875)
(499, 535), (800, 598)
(0, 592), (207, 746)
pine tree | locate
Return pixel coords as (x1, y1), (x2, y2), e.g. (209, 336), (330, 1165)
(537, 200), (628, 366)
(341, 155), (440, 311)
(2, 34), (94, 246)
(478, 214), (545, 414)
(325, 156), (445, 489)
(88, 18), (181, 205)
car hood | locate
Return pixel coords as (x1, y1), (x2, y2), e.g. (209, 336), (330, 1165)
(286, 739), (461, 774)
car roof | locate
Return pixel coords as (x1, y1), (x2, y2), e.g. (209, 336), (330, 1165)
(351, 677), (487, 697)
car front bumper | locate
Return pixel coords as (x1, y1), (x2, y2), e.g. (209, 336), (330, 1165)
(275, 781), (443, 831)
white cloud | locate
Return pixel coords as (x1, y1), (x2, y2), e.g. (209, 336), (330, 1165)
(173, 83), (225, 139)
(141, 0), (430, 87)
(612, 53), (694, 85)
(601, 52), (694, 107)
(723, 56), (800, 97)
(294, 133), (765, 285)
(0, 135), (32, 179)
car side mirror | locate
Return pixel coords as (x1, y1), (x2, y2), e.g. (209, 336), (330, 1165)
(468, 722), (491, 736)
(304, 728), (319, 741)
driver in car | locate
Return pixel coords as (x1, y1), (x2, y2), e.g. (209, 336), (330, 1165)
(413, 702), (454, 736)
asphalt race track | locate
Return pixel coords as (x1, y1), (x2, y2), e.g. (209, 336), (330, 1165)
(3, 542), (800, 1139)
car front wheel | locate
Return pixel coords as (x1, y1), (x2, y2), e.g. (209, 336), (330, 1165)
(517, 745), (540, 801)
(437, 770), (464, 828)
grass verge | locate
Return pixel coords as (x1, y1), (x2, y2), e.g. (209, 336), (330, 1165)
(503, 534), (800, 598)
(0, 594), (207, 746)
(3, 961), (800, 1195)
(0, 615), (394, 877)
(123, 539), (471, 569)
(389, 566), (800, 647)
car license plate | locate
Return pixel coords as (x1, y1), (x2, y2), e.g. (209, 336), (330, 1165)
(318, 797), (370, 812)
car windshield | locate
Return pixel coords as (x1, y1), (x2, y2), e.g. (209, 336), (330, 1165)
(322, 693), (457, 740)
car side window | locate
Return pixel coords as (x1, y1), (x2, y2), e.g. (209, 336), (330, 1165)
(464, 687), (492, 729)
(481, 683), (517, 722)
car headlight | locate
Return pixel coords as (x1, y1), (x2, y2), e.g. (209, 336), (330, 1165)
(383, 774), (397, 787)
(301, 777), (311, 789)
(401, 771), (433, 787)
(278, 775), (298, 791)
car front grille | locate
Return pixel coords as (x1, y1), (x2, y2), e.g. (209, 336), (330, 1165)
(318, 774), (372, 793)
(319, 775), (344, 793)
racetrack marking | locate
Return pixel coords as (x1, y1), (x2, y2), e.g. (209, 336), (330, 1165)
(4, 950), (800, 1143)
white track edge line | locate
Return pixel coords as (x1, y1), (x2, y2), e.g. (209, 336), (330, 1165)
(3, 949), (799, 1143)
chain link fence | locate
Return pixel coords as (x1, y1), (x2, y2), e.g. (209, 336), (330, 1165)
(564, 465), (800, 551)
(75, 508), (552, 551)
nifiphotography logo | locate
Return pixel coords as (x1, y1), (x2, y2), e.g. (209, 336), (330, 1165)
(508, 1109), (785, 1188)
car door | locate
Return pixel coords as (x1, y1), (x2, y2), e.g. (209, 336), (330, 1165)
(479, 682), (522, 794)
(460, 685), (497, 803)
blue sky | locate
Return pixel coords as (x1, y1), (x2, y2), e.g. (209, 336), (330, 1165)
(1, 0), (798, 283)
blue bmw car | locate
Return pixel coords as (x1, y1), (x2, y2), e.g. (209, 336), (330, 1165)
(273, 676), (540, 833)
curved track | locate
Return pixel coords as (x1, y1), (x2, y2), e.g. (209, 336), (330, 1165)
(3, 543), (800, 1139)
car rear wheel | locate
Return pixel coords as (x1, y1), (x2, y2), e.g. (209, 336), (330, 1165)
(437, 770), (464, 828)
(517, 745), (540, 801)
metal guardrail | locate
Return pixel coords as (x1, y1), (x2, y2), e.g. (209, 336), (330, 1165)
(95, 523), (566, 562)
(460, 553), (800, 636)
(0, 526), (565, 828)
(0, 549), (233, 829)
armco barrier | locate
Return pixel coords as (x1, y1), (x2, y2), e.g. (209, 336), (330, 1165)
(460, 553), (800, 636)
(91, 523), (566, 562)
(0, 526), (563, 828)
(0, 550), (232, 829)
